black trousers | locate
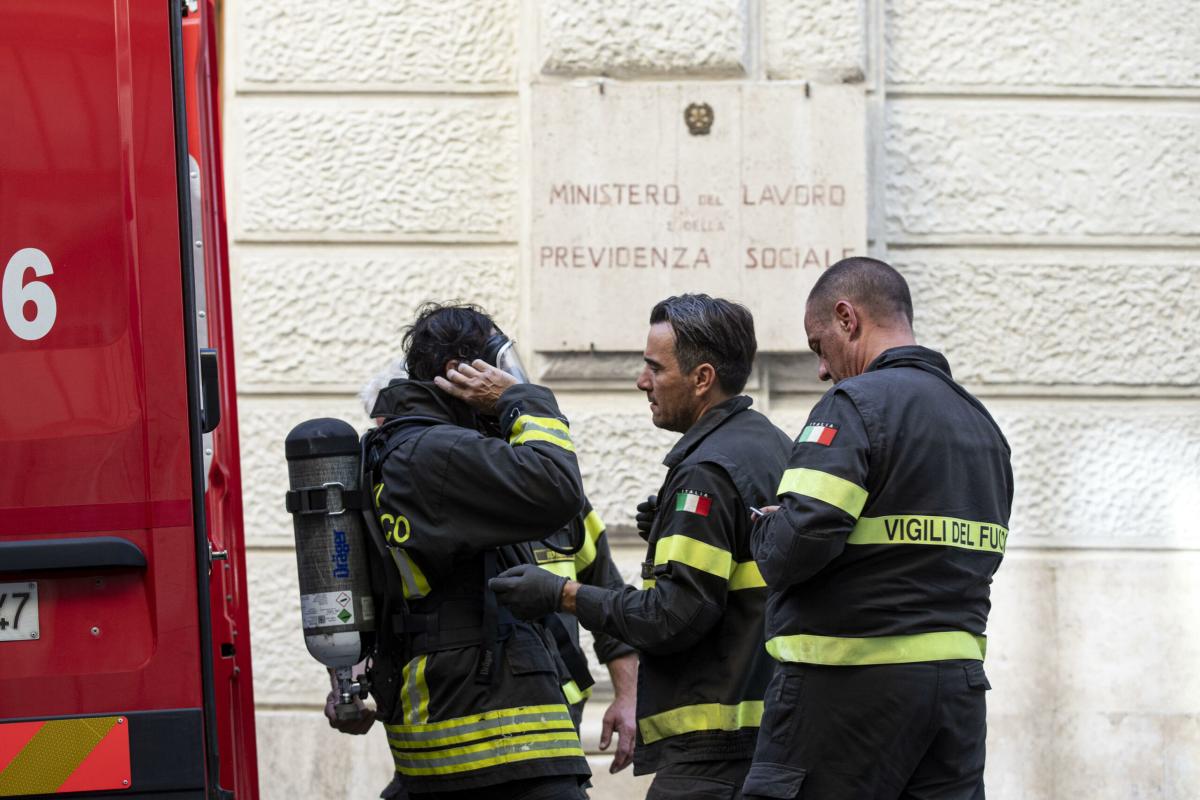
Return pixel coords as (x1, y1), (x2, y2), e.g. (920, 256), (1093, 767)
(646, 759), (752, 800)
(407, 775), (586, 800)
(744, 660), (990, 800)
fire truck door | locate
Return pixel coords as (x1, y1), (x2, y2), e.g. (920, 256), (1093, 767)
(0, 0), (229, 797)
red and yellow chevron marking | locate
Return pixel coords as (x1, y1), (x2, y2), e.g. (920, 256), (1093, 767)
(0, 716), (130, 796)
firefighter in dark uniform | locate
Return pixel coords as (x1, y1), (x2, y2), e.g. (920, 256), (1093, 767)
(490, 295), (792, 799)
(361, 303), (593, 800)
(746, 258), (1014, 800)
(534, 501), (640, 770)
(328, 357), (639, 796)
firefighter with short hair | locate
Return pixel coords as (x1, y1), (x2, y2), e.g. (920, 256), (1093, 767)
(490, 295), (792, 799)
(746, 257), (1013, 799)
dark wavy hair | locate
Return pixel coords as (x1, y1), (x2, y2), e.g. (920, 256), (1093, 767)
(649, 294), (757, 395)
(402, 302), (496, 381)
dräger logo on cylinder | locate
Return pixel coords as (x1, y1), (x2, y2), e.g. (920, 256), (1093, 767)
(331, 530), (350, 579)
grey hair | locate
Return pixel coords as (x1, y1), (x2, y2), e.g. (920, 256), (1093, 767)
(359, 358), (408, 417)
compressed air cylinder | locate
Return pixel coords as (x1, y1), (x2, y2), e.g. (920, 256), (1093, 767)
(285, 418), (376, 668)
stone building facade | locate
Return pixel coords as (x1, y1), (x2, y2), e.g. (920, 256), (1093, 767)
(223, 2), (1200, 798)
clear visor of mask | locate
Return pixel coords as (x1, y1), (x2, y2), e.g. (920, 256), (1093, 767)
(491, 338), (530, 384)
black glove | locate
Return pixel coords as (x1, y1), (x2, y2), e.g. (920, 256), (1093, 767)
(635, 494), (658, 540)
(488, 564), (567, 620)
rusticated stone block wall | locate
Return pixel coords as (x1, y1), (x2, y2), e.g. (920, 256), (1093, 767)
(223, 1), (1200, 798)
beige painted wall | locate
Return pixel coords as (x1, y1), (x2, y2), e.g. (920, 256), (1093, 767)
(222, 1), (1200, 798)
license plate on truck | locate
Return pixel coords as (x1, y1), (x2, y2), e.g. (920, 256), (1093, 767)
(0, 583), (39, 642)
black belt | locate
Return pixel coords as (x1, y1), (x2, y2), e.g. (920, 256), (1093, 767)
(393, 598), (487, 654)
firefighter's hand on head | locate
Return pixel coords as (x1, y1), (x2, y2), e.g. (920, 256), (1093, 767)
(489, 563), (566, 620)
(433, 359), (517, 416)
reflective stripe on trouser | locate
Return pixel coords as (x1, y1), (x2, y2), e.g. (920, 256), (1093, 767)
(637, 700), (764, 745)
(384, 704), (583, 777)
(766, 631), (987, 665)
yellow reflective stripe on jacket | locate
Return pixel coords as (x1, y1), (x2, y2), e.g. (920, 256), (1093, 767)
(653, 535), (733, 580)
(849, 515), (1008, 555)
(391, 549), (431, 599)
(728, 561), (766, 590)
(537, 559), (577, 580)
(400, 655), (429, 725)
(384, 704), (575, 748)
(390, 732), (584, 776)
(637, 701), (764, 745)
(562, 679), (592, 705)
(384, 704), (582, 776)
(643, 538), (764, 591)
(777, 468), (868, 519)
(574, 510), (604, 572)
(509, 415), (575, 452)
(766, 631), (987, 665)
(372, 482), (429, 597)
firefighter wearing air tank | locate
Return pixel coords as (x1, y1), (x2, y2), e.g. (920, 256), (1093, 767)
(360, 304), (592, 800)
(490, 295), (792, 799)
(746, 257), (1014, 800)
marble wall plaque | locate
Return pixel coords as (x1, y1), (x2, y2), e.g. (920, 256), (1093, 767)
(530, 82), (866, 351)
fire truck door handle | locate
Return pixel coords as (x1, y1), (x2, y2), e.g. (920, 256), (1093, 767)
(199, 348), (221, 434)
(0, 536), (147, 574)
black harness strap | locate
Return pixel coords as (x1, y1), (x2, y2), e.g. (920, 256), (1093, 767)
(476, 550), (517, 685)
(542, 614), (595, 694)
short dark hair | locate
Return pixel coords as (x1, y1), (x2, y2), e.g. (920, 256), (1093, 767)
(807, 257), (913, 325)
(402, 302), (496, 381)
(649, 294), (756, 395)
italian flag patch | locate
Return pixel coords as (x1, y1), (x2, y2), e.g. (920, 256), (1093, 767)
(798, 423), (838, 446)
(675, 490), (712, 516)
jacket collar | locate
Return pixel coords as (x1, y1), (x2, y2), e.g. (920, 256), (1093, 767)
(663, 395), (753, 468)
(371, 379), (475, 428)
(865, 345), (952, 378)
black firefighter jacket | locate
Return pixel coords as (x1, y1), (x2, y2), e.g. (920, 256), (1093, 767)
(574, 395), (792, 774)
(752, 346), (1014, 666)
(534, 502), (637, 725)
(365, 380), (590, 794)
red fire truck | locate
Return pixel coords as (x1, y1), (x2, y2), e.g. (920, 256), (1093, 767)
(0, 1), (259, 797)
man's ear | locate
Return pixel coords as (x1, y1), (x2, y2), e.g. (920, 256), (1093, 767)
(833, 300), (860, 339)
(692, 362), (718, 396)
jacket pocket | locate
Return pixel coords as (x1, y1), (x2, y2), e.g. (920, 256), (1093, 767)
(742, 762), (807, 799)
(505, 626), (557, 676)
(762, 672), (805, 749)
(964, 662), (991, 691)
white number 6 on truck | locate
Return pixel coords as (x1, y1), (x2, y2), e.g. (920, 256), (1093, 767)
(3, 247), (57, 341)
